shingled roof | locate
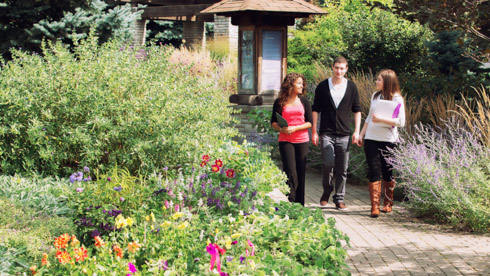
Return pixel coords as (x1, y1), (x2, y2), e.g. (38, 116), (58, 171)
(200, 0), (326, 15)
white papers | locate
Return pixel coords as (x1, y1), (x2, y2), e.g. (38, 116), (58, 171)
(371, 99), (401, 127)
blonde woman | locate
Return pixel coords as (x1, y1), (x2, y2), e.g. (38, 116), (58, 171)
(357, 69), (405, 217)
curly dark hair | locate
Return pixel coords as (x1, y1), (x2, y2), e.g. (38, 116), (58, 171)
(277, 73), (307, 109)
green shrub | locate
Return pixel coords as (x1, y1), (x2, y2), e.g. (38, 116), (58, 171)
(0, 35), (237, 176)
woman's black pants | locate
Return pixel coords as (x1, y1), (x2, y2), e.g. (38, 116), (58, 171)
(279, 141), (309, 206)
(363, 139), (396, 182)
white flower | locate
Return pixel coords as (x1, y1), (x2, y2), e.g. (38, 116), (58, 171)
(239, 210), (244, 216)
(256, 198), (264, 206)
(218, 218), (223, 224)
(284, 214), (289, 221)
(177, 192), (183, 201)
(229, 217), (235, 223)
(169, 201), (174, 208)
(199, 230), (204, 241)
(198, 199), (203, 206)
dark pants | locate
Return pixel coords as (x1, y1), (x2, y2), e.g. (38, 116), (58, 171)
(364, 139), (396, 182)
(320, 134), (350, 204)
(279, 141), (309, 206)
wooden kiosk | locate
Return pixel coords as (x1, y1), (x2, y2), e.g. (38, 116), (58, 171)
(201, 0), (325, 106)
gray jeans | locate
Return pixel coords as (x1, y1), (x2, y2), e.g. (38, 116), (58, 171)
(320, 133), (350, 203)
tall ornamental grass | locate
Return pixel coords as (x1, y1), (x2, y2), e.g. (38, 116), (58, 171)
(0, 35), (237, 176)
(387, 118), (490, 232)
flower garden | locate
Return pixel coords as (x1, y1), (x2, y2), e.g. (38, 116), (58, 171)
(0, 37), (349, 275)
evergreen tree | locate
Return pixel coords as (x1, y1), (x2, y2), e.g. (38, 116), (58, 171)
(0, 0), (143, 59)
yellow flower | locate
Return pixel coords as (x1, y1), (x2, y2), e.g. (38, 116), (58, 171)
(145, 215), (150, 222)
(250, 260), (256, 270)
(160, 220), (171, 228)
(70, 235), (80, 247)
(115, 215), (128, 229)
(231, 233), (242, 239)
(172, 212), (184, 220)
(225, 237), (232, 249)
(215, 228), (220, 235)
(150, 225), (154, 230)
(177, 221), (189, 230)
(207, 238), (211, 245)
(150, 212), (156, 222)
(126, 217), (134, 226)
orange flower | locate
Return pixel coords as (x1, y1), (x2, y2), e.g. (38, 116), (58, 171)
(41, 253), (49, 266)
(73, 247), (88, 262)
(54, 233), (71, 249)
(56, 251), (71, 264)
(214, 159), (223, 168)
(127, 241), (141, 253)
(211, 164), (220, 172)
(202, 154), (210, 162)
(113, 244), (123, 258)
(30, 265), (37, 275)
(94, 236), (106, 247)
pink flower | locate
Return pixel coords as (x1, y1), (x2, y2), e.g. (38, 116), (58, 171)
(202, 154), (210, 162)
(128, 262), (137, 273)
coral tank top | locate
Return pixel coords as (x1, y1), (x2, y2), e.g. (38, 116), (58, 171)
(278, 104), (309, 143)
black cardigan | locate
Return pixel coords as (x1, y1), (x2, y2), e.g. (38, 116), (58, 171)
(270, 95), (313, 126)
(312, 79), (361, 136)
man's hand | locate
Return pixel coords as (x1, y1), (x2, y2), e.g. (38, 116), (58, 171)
(352, 131), (359, 145)
(312, 132), (319, 146)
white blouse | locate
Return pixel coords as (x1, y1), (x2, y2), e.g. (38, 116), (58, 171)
(364, 93), (405, 143)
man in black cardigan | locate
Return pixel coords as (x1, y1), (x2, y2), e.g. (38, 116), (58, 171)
(312, 56), (361, 210)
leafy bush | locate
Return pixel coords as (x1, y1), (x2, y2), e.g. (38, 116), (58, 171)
(0, 35), (237, 176)
(387, 118), (490, 232)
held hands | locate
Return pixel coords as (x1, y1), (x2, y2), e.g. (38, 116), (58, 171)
(356, 133), (364, 147)
(312, 132), (319, 146)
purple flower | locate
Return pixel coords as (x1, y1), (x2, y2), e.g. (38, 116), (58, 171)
(69, 174), (77, 184)
(83, 166), (89, 172)
(82, 176), (91, 182)
(240, 255), (245, 264)
(120, 197), (125, 202)
(194, 258), (200, 262)
(159, 260), (168, 271)
(76, 187), (84, 192)
(163, 166), (168, 171)
(114, 186), (122, 192)
(226, 256), (233, 262)
(107, 177), (112, 181)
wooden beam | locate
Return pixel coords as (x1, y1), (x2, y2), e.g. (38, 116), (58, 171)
(109, 0), (217, 5)
(142, 4), (212, 18)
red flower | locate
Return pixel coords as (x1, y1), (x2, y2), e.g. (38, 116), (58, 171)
(202, 154), (210, 162)
(225, 169), (235, 178)
(200, 161), (207, 167)
(54, 233), (70, 249)
(113, 244), (123, 258)
(56, 251), (71, 264)
(74, 247), (88, 262)
(94, 236), (106, 247)
(211, 164), (220, 172)
(214, 159), (223, 168)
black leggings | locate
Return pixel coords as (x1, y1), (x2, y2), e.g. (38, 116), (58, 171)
(279, 141), (309, 206)
(364, 139), (396, 182)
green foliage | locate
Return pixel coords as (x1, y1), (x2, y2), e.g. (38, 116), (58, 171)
(0, 0), (142, 59)
(0, 174), (72, 216)
(0, 197), (75, 274)
(146, 20), (183, 47)
(0, 35), (237, 176)
(391, 0), (490, 62)
(402, 31), (487, 98)
(288, 0), (430, 79)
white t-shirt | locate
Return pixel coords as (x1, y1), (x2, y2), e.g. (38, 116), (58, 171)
(364, 92), (405, 142)
(328, 77), (347, 109)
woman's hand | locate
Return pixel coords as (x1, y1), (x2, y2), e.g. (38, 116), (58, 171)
(372, 114), (382, 122)
(280, 126), (296, 135)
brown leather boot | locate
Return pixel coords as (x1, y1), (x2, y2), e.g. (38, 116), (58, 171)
(368, 181), (381, 217)
(381, 179), (396, 213)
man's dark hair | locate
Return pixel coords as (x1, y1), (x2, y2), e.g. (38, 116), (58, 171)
(332, 56), (348, 67)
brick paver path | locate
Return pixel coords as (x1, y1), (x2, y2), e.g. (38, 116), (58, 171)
(268, 168), (490, 275)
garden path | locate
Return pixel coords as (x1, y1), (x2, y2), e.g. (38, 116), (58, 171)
(268, 168), (490, 276)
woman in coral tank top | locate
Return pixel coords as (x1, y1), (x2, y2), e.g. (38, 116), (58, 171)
(271, 73), (313, 206)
